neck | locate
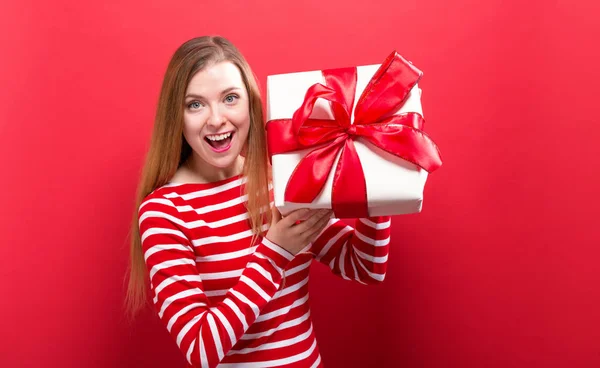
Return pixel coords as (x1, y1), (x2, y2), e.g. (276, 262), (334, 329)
(185, 155), (244, 183)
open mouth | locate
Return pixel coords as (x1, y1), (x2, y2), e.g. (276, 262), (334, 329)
(204, 131), (234, 152)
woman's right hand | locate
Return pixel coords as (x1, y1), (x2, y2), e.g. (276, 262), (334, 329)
(265, 207), (333, 256)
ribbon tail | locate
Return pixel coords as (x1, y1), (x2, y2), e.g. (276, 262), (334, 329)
(332, 139), (369, 218)
(284, 138), (346, 204)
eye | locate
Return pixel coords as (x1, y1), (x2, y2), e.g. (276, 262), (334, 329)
(187, 101), (202, 110)
(224, 94), (239, 104)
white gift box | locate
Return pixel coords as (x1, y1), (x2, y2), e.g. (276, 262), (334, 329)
(266, 63), (429, 217)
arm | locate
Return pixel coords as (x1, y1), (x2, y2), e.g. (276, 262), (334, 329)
(310, 216), (391, 284)
(138, 196), (292, 368)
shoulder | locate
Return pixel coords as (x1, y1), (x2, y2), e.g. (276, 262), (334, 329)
(138, 185), (183, 222)
(137, 189), (194, 252)
(137, 185), (195, 244)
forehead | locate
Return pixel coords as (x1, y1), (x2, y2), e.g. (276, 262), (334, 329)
(186, 61), (246, 95)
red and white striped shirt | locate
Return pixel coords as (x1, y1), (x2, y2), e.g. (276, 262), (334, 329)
(138, 175), (391, 367)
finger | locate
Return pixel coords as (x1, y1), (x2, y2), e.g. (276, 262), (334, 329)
(305, 212), (333, 240)
(304, 220), (329, 244)
(281, 208), (311, 227)
(293, 209), (328, 233)
(271, 206), (282, 226)
(295, 209), (330, 235)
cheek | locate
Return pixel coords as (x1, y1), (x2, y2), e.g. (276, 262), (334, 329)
(182, 119), (203, 147)
(236, 118), (251, 137)
(181, 123), (193, 141)
(230, 101), (250, 125)
(183, 114), (204, 134)
(231, 109), (251, 130)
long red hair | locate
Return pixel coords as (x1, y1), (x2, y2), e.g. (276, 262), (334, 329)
(123, 36), (271, 321)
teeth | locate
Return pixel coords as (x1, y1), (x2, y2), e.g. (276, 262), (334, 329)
(206, 132), (232, 141)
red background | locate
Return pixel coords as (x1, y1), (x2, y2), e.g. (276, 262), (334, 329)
(1, 0), (599, 367)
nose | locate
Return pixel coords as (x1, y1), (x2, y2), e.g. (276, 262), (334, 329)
(207, 105), (226, 127)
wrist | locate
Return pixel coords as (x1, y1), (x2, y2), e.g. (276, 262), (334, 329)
(263, 235), (295, 258)
(255, 237), (294, 274)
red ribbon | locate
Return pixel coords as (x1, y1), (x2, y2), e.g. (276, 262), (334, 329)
(266, 51), (443, 218)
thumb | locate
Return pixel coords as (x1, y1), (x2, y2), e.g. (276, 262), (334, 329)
(271, 206), (282, 226)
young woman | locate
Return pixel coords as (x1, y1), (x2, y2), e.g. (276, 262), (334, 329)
(125, 36), (391, 368)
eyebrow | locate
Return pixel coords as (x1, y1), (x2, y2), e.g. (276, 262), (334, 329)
(185, 87), (242, 100)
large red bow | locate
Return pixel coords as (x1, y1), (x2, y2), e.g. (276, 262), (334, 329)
(266, 51), (443, 218)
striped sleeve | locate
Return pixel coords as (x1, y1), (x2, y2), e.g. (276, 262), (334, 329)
(138, 195), (293, 368)
(310, 216), (391, 285)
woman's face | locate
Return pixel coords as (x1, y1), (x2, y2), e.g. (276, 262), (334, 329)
(182, 61), (250, 174)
